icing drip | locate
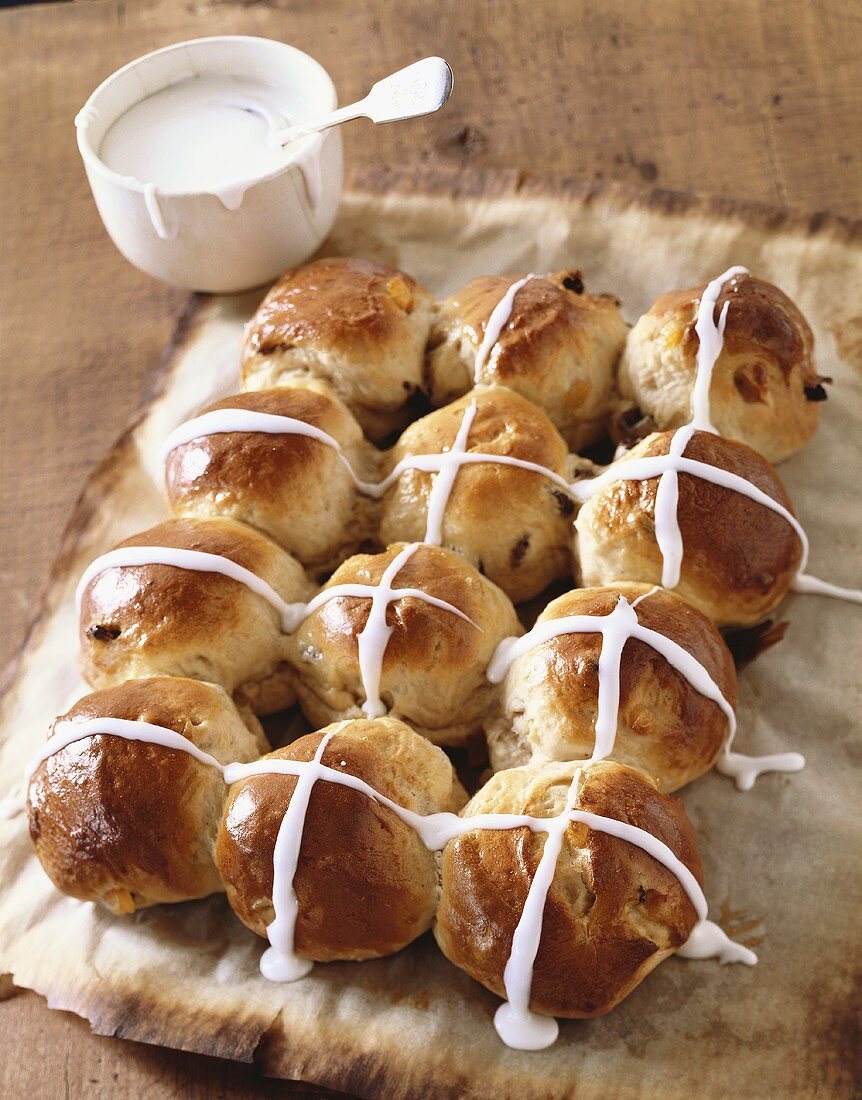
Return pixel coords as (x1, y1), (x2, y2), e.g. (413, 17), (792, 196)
(488, 592), (736, 763)
(292, 134), (325, 212)
(715, 751), (805, 792)
(300, 543), (479, 717)
(259, 733), (333, 981)
(143, 183), (176, 241)
(791, 573), (862, 605)
(76, 546), (308, 633)
(16, 718), (757, 1049)
(473, 274), (537, 382)
(494, 776), (578, 1050)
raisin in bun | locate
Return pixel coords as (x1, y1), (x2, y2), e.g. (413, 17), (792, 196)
(435, 759), (702, 1019)
(287, 543), (521, 746)
(426, 270), (628, 450)
(379, 388), (576, 603)
(574, 430), (803, 626)
(485, 584), (737, 790)
(242, 257), (434, 443)
(616, 273), (822, 464)
(27, 677), (266, 914)
(216, 717), (467, 963)
(163, 382), (378, 574)
(78, 517), (313, 714)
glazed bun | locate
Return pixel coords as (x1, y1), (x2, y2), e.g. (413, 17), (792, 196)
(575, 430), (803, 626)
(163, 382), (378, 574)
(616, 273), (822, 464)
(242, 257), (434, 442)
(78, 517), (313, 714)
(379, 388), (576, 603)
(216, 717), (466, 963)
(27, 677), (266, 914)
(427, 271), (628, 449)
(435, 759), (702, 1019)
(287, 543), (521, 746)
(485, 584), (737, 790)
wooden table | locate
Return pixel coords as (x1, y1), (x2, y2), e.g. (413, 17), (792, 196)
(1, 1), (859, 1095)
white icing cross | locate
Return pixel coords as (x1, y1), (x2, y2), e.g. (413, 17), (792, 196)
(16, 717), (757, 1052)
(300, 542), (480, 717)
(492, 766), (756, 1051)
(488, 589), (736, 760)
(488, 588), (805, 790)
(382, 400), (577, 545)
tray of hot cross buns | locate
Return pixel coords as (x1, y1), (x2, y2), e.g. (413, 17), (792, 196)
(0, 173), (860, 1099)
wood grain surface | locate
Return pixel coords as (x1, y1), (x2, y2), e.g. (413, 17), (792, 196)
(1, 1), (860, 1096)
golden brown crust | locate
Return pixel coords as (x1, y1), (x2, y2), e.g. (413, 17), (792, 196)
(27, 677), (265, 914)
(575, 430), (803, 626)
(435, 760), (702, 1018)
(79, 517), (313, 713)
(216, 718), (467, 962)
(486, 584), (737, 789)
(379, 388), (575, 602)
(617, 273), (821, 463)
(427, 270), (628, 449)
(287, 543), (521, 745)
(242, 258), (434, 442)
(164, 384), (378, 572)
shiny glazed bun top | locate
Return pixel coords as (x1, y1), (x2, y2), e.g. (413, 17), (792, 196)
(216, 717), (467, 964)
(485, 583), (737, 791)
(616, 272), (822, 463)
(427, 270), (628, 449)
(575, 429), (803, 626)
(287, 542), (521, 746)
(163, 381), (377, 574)
(28, 677), (266, 914)
(435, 759), (702, 1020)
(379, 386), (576, 603)
(242, 257), (435, 442)
(78, 516), (313, 714)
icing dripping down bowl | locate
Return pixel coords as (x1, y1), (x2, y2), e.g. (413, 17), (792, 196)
(75, 36), (343, 293)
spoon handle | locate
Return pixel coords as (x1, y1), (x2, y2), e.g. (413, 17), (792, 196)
(272, 102), (369, 146)
(273, 56), (453, 146)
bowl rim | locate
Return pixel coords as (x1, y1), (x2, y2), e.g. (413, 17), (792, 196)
(75, 35), (338, 199)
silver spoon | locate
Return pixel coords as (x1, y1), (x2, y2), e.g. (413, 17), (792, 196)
(272, 56), (454, 146)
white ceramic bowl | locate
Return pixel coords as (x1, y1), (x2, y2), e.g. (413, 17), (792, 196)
(76, 36), (343, 293)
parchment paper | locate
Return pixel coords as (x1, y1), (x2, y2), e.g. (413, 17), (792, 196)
(1, 178), (860, 1099)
